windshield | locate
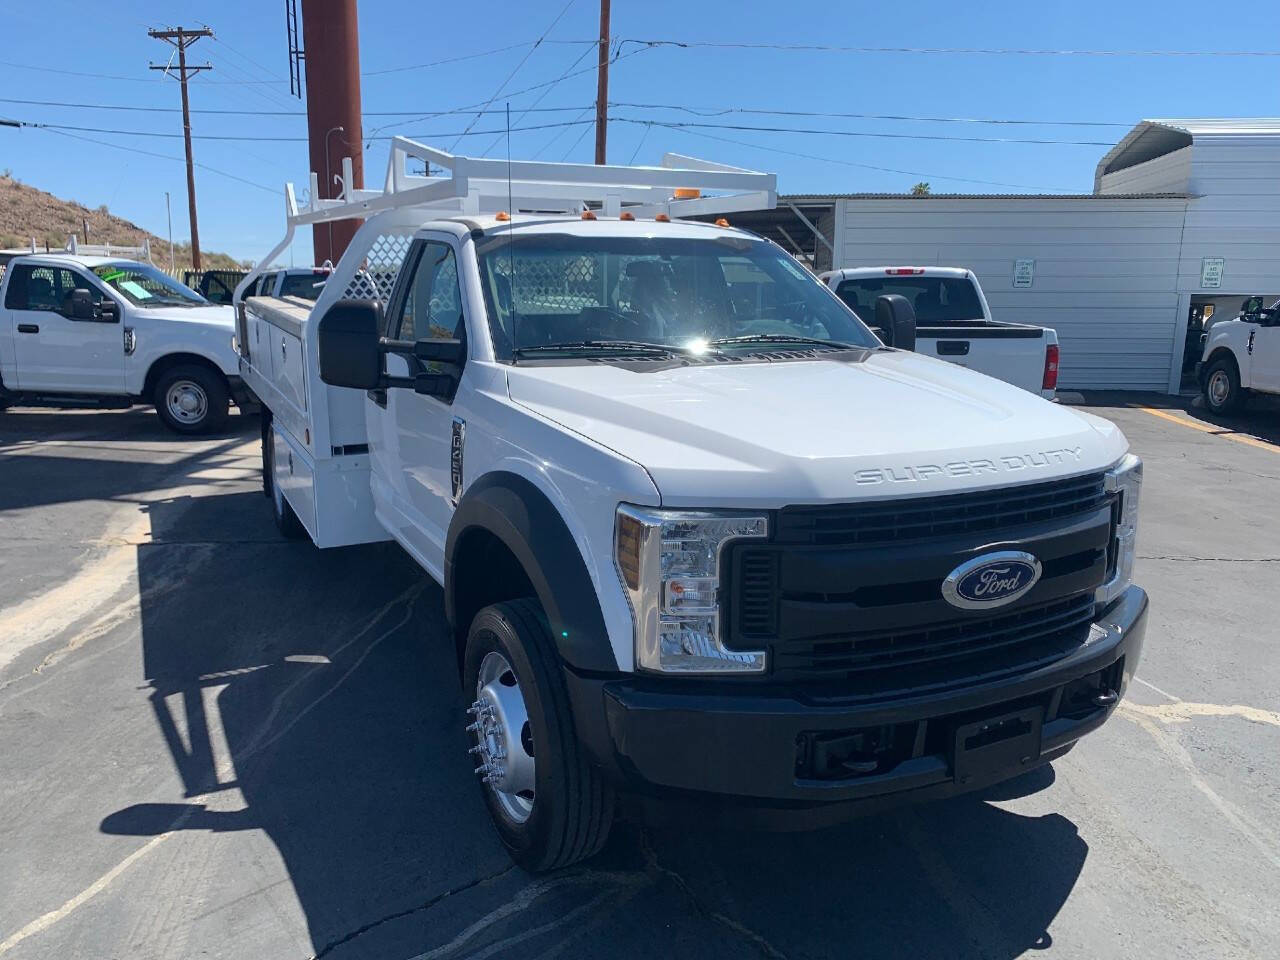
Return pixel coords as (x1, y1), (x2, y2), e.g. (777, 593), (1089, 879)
(474, 233), (880, 361)
(91, 262), (206, 307)
(835, 276), (984, 324)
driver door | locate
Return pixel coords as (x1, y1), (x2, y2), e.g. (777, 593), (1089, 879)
(5, 264), (122, 393)
(366, 235), (468, 577)
(1251, 313), (1280, 392)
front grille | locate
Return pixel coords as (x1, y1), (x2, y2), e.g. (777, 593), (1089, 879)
(770, 593), (1096, 696)
(737, 550), (779, 636)
(775, 471), (1108, 547)
(723, 473), (1115, 697)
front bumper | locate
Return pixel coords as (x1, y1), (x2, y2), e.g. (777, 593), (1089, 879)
(566, 585), (1146, 822)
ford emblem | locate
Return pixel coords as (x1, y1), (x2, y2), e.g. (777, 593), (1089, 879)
(941, 551), (1042, 610)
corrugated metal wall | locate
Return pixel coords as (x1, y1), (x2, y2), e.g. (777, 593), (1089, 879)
(835, 197), (1190, 391)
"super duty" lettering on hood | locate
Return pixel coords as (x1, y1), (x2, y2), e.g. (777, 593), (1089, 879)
(854, 447), (1083, 485)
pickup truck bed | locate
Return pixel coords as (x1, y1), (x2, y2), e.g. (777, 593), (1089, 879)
(822, 267), (1058, 398)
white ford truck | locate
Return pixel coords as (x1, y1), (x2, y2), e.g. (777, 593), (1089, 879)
(0, 251), (245, 432)
(1198, 296), (1280, 414)
(821, 266), (1060, 398)
(238, 140), (1147, 871)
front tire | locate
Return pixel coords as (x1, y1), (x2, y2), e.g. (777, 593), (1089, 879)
(1202, 356), (1244, 414)
(154, 364), (229, 434)
(463, 599), (613, 872)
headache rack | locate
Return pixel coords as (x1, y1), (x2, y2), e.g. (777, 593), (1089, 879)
(234, 137), (777, 308)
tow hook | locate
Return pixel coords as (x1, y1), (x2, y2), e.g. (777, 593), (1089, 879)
(1091, 689), (1119, 707)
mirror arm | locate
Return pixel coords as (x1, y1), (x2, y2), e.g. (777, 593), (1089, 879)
(381, 374), (416, 390)
(379, 337), (417, 357)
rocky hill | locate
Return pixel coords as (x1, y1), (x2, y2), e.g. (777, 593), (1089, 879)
(0, 173), (244, 272)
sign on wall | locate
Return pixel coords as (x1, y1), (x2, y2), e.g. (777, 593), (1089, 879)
(1200, 257), (1225, 289)
(1013, 258), (1035, 288)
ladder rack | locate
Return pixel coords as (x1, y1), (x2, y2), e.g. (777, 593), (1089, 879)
(284, 137), (777, 227)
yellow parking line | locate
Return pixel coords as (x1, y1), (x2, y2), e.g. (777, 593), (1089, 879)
(1132, 405), (1279, 453)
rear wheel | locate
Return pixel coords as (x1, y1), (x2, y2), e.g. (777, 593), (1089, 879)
(463, 599), (613, 872)
(263, 423), (306, 539)
(153, 364), (229, 434)
(1202, 356), (1244, 414)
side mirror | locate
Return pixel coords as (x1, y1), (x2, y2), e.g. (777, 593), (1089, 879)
(96, 299), (119, 323)
(318, 299), (383, 389)
(69, 288), (95, 320)
(875, 294), (917, 352)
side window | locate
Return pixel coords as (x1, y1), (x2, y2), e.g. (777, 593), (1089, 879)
(396, 242), (464, 343)
(5, 266), (96, 315)
(4, 264), (33, 309)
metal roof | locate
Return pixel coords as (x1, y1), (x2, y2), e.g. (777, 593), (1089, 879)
(1095, 118), (1280, 188)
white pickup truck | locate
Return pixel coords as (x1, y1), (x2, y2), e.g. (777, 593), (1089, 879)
(821, 266), (1060, 398)
(0, 252), (245, 432)
(238, 140), (1147, 872)
(1198, 296), (1280, 414)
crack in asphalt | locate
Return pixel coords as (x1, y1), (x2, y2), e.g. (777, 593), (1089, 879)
(637, 828), (789, 960)
(306, 865), (518, 960)
(1138, 555), (1280, 562)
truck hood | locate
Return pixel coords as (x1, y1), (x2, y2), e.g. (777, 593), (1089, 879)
(505, 351), (1128, 507)
(136, 305), (235, 328)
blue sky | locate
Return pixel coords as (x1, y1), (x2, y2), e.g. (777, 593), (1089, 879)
(2, 0), (1277, 263)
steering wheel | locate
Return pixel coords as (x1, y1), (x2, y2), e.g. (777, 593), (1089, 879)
(580, 305), (653, 341)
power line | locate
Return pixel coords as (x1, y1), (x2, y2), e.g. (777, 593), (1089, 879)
(364, 41), (568, 77)
(615, 38), (1280, 57)
(531, 104), (595, 159)
(6, 113), (1118, 147)
(0, 95), (1144, 129)
(0, 96), (594, 118)
(613, 118), (1114, 146)
(608, 102), (1135, 128)
(479, 41), (597, 156)
(642, 121), (1072, 191)
(34, 126), (276, 193)
(6, 117), (595, 142)
(208, 35), (286, 81)
(446, 0), (578, 150)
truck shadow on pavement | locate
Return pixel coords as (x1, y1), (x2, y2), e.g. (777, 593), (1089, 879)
(99, 474), (1088, 959)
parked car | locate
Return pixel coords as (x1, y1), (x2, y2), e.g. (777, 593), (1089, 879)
(0, 254), (249, 433)
(1198, 296), (1280, 413)
(821, 266), (1060, 398)
(239, 141), (1147, 872)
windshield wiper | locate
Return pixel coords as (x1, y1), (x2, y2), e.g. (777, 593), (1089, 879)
(708, 333), (857, 349)
(512, 340), (709, 360)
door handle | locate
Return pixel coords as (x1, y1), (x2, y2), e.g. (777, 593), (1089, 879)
(17, 323), (39, 334)
(936, 340), (971, 356)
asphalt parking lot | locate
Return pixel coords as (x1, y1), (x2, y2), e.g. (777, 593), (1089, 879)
(1, 395), (1278, 960)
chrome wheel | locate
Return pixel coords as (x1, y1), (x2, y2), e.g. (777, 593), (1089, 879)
(165, 379), (209, 425)
(467, 650), (535, 823)
(1208, 369), (1231, 407)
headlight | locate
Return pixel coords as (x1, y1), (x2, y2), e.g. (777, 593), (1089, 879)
(1096, 453), (1142, 605)
(615, 506), (768, 674)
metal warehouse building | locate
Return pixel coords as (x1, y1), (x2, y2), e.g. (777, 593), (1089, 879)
(738, 119), (1280, 393)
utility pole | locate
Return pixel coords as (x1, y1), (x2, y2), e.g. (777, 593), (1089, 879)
(594, 0), (610, 164)
(148, 26), (212, 271)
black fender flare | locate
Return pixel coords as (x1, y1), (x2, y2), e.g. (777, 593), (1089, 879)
(445, 472), (618, 673)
